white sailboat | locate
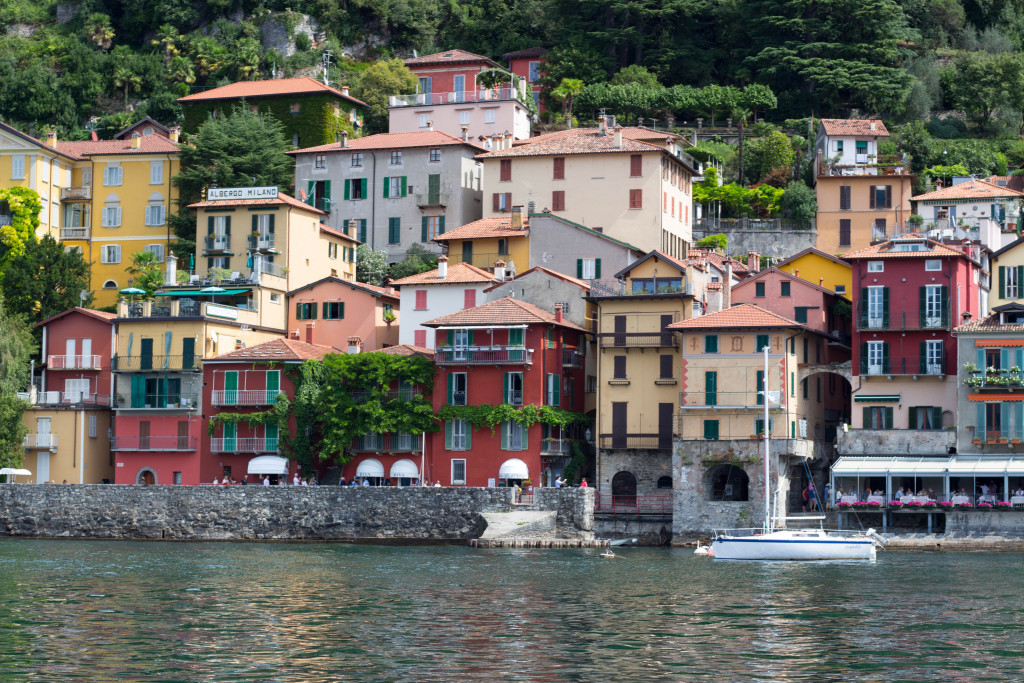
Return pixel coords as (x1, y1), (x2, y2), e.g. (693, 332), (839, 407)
(709, 346), (884, 561)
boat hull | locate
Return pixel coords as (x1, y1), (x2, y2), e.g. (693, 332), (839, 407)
(711, 533), (877, 561)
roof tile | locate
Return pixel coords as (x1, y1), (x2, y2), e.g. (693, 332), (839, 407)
(667, 303), (803, 330)
(209, 338), (337, 362)
(842, 235), (971, 260)
(188, 191), (323, 214)
(391, 261), (498, 285)
(378, 344), (435, 359)
(404, 49), (499, 67)
(820, 119), (889, 137)
(483, 266), (590, 293)
(55, 135), (180, 159)
(422, 296), (586, 331)
(433, 215), (530, 241)
(911, 178), (1024, 202)
(289, 130), (484, 155)
(478, 127), (678, 159)
(178, 77), (366, 106)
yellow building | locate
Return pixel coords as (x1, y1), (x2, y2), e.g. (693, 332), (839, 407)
(589, 251), (702, 498)
(815, 173), (915, 255)
(188, 191), (359, 288)
(990, 236), (1024, 309)
(432, 213), (530, 273)
(669, 304), (827, 443)
(775, 247), (853, 299)
(0, 121), (182, 306)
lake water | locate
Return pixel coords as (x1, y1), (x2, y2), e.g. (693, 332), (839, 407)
(0, 540), (1022, 681)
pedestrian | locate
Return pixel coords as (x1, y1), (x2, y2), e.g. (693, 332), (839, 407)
(514, 483), (522, 503)
(301, 477), (309, 486)
(292, 472), (301, 486)
(361, 478), (370, 486)
(213, 476), (220, 486)
(339, 476), (347, 486)
(580, 478), (588, 488)
(434, 480), (442, 487)
(262, 476), (270, 486)
(240, 476), (248, 485)
(309, 476), (317, 486)
(801, 486), (809, 512)
(808, 482), (818, 512)
(823, 482), (831, 510)
(555, 476), (563, 488)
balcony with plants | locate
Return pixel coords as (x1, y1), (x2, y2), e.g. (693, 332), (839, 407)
(963, 364), (1024, 391)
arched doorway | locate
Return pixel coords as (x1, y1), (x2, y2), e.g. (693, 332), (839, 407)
(657, 476), (672, 489)
(136, 468), (157, 485)
(611, 471), (637, 507)
(705, 464), (749, 501)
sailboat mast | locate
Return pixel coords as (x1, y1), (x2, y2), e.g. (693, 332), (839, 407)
(763, 344), (771, 533)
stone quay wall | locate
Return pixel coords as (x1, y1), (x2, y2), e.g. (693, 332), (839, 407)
(0, 485), (593, 542)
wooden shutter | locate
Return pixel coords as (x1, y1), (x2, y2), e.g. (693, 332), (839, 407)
(882, 287), (890, 326)
(756, 370), (764, 404)
(919, 286), (926, 326)
(501, 421), (509, 450)
(207, 216), (214, 235)
(503, 192), (511, 208)
(439, 216), (445, 234)
(447, 373), (454, 404)
(613, 355), (626, 378)
(703, 419), (718, 440)
(660, 354), (673, 379)
(595, 258), (601, 278)
(705, 371), (716, 405)
(422, 216), (429, 242)
(629, 189), (642, 209)
(839, 219), (851, 246)
(445, 420), (452, 449)
(885, 185), (892, 208)
(464, 289), (476, 309)
(360, 178), (367, 198)
(884, 407), (894, 429)
(840, 185), (850, 210)
(552, 191), (565, 211)
(919, 341), (927, 374)
(576, 259), (583, 278)
(553, 157), (564, 179)
(492, 193), (500, 212)
(389, 217), (400, 244)
(1000, 265), (1006, 299)
(630, 154), (642, 177)
(324, 180), (331, 199)
(658, 402), (672, 448)
(383, 177), (390, 198)
(500, 159), (511, 181)
(869, 186), (876, 209)
(400, 176), (407, 197)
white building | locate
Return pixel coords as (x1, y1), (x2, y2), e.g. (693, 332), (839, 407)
(815, 119), (891, 176)
(391, 257), (498, 348)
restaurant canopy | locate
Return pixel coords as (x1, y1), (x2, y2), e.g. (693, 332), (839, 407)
(832, 456), (1024, 476)
(498, 458), (529, 479)
(390, 459), (419, 479)
(247, 455), (288, 475)
(355, 458), (385, 478)
(154, 289), (250, 297)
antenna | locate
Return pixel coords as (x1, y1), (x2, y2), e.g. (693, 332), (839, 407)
(322, 50), (332, 85)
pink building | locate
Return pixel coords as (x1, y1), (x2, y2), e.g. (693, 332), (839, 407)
(287, 277), (400, 351)
(503, 46), (548, 113)
(404, 49), (501, 98)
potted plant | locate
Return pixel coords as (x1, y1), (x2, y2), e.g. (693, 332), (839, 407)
(888, 500), (903, 509)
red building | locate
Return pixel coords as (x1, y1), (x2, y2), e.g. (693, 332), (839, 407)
(342, 344), (436, 486)
(202, 338), (337, 484)
(503, 46), (548, 112)
(422, 297), (587, 488)
(37, 307), (116, 405)
(845, 234), (985, 429)
(404, 49), (501, 98)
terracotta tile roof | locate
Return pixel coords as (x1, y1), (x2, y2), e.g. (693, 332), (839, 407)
(956, 309), (1024, 332)
(667, 303), (803, 330)
(734, 267), (840, 297)
(685, 249), (752, 274)
(289, 130), (484, 155)
(433, 216), (530, 241)
(287, 276), (400, 300)
(178, 77), (367, 106)
(209, 338), (337, 362)
(478, 127), (672, 159)
(820, 119), (889, 137)
(911, 178), (1024, 202)
(988, 175), (1024, 193)
(422, 296), (586, 331)
(377, 344), (435, 359)
(842, 235), (971, 260)
(614, 250), (690, 280)
(319, 224), (359, 242)
(0, 121), (79, 160)
(114, 116), (170, 139)
(404, 49), (499, 67)
(391, 261), (498, 285)
(775, 247), (851, 269)
(35, 306), (117, 328)
(482, 266), (590, 293)
(188, 192), (323, 214)
(503, 46), (548, 59)
(55, 135), (180, 159)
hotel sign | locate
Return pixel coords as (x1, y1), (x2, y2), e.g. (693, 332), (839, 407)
(207, 186), (279, 201)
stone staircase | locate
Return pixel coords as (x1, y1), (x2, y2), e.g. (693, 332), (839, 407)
(479, 510), (556, 540)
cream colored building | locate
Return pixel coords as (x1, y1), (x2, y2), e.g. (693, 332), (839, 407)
(476, 122), (696, 258)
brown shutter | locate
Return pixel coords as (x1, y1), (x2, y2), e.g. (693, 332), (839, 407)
(630, 154), (642, 177)
(553, 157), (565, 179)
(493, 193), (500, 212)
(500, 159), (511, 182)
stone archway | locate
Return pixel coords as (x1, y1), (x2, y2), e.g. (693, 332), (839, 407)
(611, 471), (637, 506)
(705, 463), (749, 501)
(797, 360), (853, 385)
(136, 468), (157, 485)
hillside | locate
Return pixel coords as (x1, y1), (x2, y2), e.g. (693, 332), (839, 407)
(2, 0), (1024, 141)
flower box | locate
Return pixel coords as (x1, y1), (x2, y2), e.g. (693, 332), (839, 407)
(977, 502), (993, 509)
(954, 502), (973, 509)
(938, 501), (954, 509)
(837, 501), (853, 509)
(995, 501), (1012, 510)
(889, 500), (904, 509)
(973, 438), (983, 444)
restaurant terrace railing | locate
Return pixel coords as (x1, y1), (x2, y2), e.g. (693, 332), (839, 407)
(22, 433), (58, 450)
(351, 433), (422, 452)
(60, 227), (90, 240)
(61, 186), (91, 200)
(17, 391), (111, 408)
(113, 393), (199, 410)
(389, 88), (528, 107)
(858, 355), (953, 377)
(110, 436), (197, 451)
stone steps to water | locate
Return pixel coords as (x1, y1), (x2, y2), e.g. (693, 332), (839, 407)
(469, 538), (609, 548)
(479, 510), (556, 540)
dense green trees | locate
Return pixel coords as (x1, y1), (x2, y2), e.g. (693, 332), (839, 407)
(350, 58), (417, 135)
(0, 293), (34, 469)
(0, 235), (92, 321)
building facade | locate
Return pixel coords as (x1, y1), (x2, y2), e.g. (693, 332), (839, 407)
(775, 247), (853, 300)
(503, 46), (548, 112)
(289, 130), (483, 260)
(910, 178), (1023, 252)
(286, 276), (400, 351)
(392, 257), (498, 348)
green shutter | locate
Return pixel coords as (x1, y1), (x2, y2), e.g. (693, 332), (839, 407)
(445, 421), (452, 449)
(703, 419), (718, 440)
(207, 216), (214, 235)
(1019, 266), (1024, 299)
(756, 370), (764, 405)
(344, 179), (351, 200)
(941, 285), (950, 326)
(882, 287), (889, 326)
(756, 334), (769, 351)
(862, 406), (871, 427)
(359, 219), (367, 244)
(706, 371), (717, 406)
(919, 341), (927, 374)
(383, 177), (390, 198)
(447, 373), (454, 404)
(576, 259), (583, 278)
(324, 180), (331, 200)
(307, 181), (315, 204)
(389, 217), (400, 243)
(130, 374), (145, 408)
(860, 342), (868, 374)
(503, 372), (510, 403)
(1015, 403), (1023, 439)
(978, 348), (986, 373)
(501, 422), (509, 450)
(932, 407), (943, 431)
(1002, 348), (1010, 370)
(438, 215), (445, 234)
(360, 178), (367, 198)
(552, 374), (561, 406)
(266, 370), (280, 403)
(400, 176), (407, 197)
(884, 407), (893, 429)
(790, 371), (795, 396)
(295, 302), (302, 320)
(859, 287), (868, 327)
(447, 330), (454, 345)
(881, 342), (889, 373)
(919, 287), (926, 326)
(1002, 403), (1011, 439)
(268, 214), (275, 234)
(1000, 266), (1006, 299)
(422, 216), (429, 242)
(978, 403), (985, 436)
(252, 214), (258, 232)
(339, 302), (345, 319)
(595, 258), (602, 279)
(465, 424), (472, 450)
(265, 423), (279, 450)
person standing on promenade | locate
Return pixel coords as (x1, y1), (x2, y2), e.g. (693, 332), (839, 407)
(292, 472), (301, 486)
(580, 478), (588, 488)
(263, 476), (270, 486)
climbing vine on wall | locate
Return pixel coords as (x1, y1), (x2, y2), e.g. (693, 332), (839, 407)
(207, 394), (291, 435)
(436, 403), (588, 433)
(0, 187), (42, 273)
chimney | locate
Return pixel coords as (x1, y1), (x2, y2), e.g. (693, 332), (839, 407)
(819, 277), (824, 288)
(870, 121), (876, 131)
(437, 254), (448, 280)
(510, 205), (523, 230)
(347, 218), (358, 240)
(461, 125), (469, 142)
(599, 115), (607, 136)
(305, 322), (315, 345)
(340, 130), (348, 148)
(795, 269), (799, 279)
(612, 125), (623, 149)
(90, 131), (98, 141)
(347, 336), (363, 354)
(427, 120), (434, 132)
(169, 126), (181, 143)
(554, 304), (563, 323)
(748, 250), (760, 270)
(691, 130), (697, 146)
(724, 262), (732, 309)
(130, 132), (141, 150)
(290, 329), (300, 340)
(164, 255), (178, 286)
(384, 285), (395, 296)
(494, 259), (506, 282)
(46, 130), (57, 148)
(342, 85), (350, 97)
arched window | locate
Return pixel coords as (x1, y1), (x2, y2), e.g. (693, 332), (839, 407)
(102, 280), (118, 289)
(705, 464), (749, 501)
(611, 471), (637, 506)
(657, 476), (672, 489)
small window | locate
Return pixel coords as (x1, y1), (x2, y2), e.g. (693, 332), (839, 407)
(704, 335), (718, 353)
(484, 109), (495, 124)
(459, 111), (470, 125)
(429, 148), (441, 162)
(781, 281), (791, 297)
(613, 355), (627, 379)
(295, 302), (317, 320)
(451, 458), (466, 485)
(323, 302), (344, 320)
(835, 285), (847, 296)
(925, 259), (941, 271)
(867, 261), (884, 272)
(270, 293), (281, 303)
(419, 113), (429, 128)
(315, 154), (327, 169)
(102, 280), (118, 289)
(89, 415), (97, 438)
(390, 151), (403, 165)
(173, 472), (182, 485)
(628, 189), (642, 209)
(351, 153), (364, 167)
(755, 282), (765, 297)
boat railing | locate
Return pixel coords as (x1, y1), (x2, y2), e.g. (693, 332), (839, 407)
(712, 527), (765, 538)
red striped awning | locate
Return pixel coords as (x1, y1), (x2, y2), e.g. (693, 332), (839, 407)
(968, 393), (1024, 402)
(975, 340), (1024, 347)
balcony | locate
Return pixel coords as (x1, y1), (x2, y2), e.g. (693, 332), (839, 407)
(599, 434), (672, 449)
(111, 436), (197, 451)
(17, 391), (110, 408)
(857, 310), (950, 331)
(210, 437), (279, 453)
(253, 259), (287, 279)
(562, 349), (584, 368)
(352, 433), (423, 452)
(203, 236), (231, 254)
(112, 355), (201, 372)
(23, 434), (58, 450)
(113, 393), (199, 409)
(837, 428), (956, 456)
(859, 355), (951, 377)
(598, 332), (678, 349)
(48, 354), (102, 370)
(449, 251), (513, 270)
(313, 197), (332, 213)
(60, 227), (90, 240)
(507, 389), (523, 406)
(541, 438), (572, 455)
(389, 87), (528, 108)
(247, 235), (277, 251)
(434, 346), (534, 365)
(61, 186), (91, 200)
(415, 192), (449, 208)
(117, 299), (260, 325)
(212, 389), (283, 406)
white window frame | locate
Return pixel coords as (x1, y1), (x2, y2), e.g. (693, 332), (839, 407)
(484, 109), (496, 124)
(51, 162), (60, 186)
(581, 258), (596, 280)
(924, 284), (942, 327)
(459, 111), (470, 125)
(925, 259), (941, 272)
(453, 330), (470, 361)
(451, 458), (466, 485)
(89, 415), (97, 438)
(925, 339), (943, 375)
(834, 285), (847, 296)
(429, 148), (441, 163)
(11, 155), (25, 180)
(351, 153), (363, 168)
(1007, 267), (1019, 299)
(419, 113), (429, 128)
(145, 244), (165, 263)
(314, 154), (327, 170)
(145, 204), (166, 226)
(867, 286), (884, 329)
(451, 419), (468, 451)
(866, 340), (884, 375)
(100, 245), (121, 264)
(102, 206), (122, 228)
(867, 261), (884, 273)
(150, 161), (163, 185)
(270, 293), (281, 303)
(103, 165), (123, 186)
(506, 420), (525, 451)
(390, 151), (403, 165)
(388, 176), (401, 197)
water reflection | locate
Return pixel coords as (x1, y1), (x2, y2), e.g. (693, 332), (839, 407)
(0, 542), (1023, 681)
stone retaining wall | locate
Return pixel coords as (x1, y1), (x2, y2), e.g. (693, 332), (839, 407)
(0, 485), (592, 542)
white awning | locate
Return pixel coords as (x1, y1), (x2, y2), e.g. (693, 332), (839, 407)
(498, 458), (529, 479)
(355, 458), (385, 478)
(831, 457), (948, 476)
(390, 459), (419, 479)
(247, 455), (288, 475)
(947, 457), (1024, 475)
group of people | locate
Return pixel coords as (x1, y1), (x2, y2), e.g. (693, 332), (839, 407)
(212, 474), (318, 486)
(554, 477), (587, 488)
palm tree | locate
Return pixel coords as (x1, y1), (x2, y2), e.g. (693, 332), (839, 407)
(551, 78), (584, 125)
(113, 66), (142, 109)
(151, 24), (183, 69)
